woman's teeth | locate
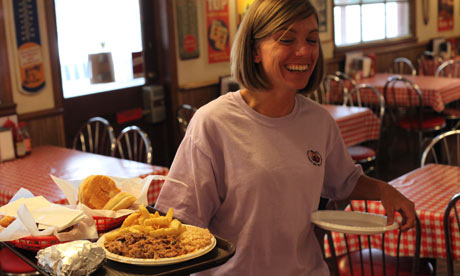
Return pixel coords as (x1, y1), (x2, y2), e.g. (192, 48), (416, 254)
(286, 64), (308, 72)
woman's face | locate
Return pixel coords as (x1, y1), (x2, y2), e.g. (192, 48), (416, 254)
(254, 15), (319, 92)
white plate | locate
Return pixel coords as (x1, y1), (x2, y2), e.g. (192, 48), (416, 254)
(97, 225), (216, 266)
(311, 210), (399, 235)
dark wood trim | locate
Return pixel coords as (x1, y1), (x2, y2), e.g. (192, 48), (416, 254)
(0, 103), (17, 117)
(43, 0), (63, 109)
(155, 0), (180, 164)
(0, 0), (13, 105)
(18, 107), (64, 121)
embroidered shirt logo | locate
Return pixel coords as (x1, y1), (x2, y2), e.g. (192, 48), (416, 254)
(307, 150), (322, 166)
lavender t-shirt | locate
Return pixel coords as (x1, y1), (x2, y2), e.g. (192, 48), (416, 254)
(155, 91), (362, 275)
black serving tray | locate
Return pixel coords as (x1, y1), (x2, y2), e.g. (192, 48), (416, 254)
(1, 207), (235, 275)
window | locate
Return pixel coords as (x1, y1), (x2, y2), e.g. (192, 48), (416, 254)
(54, 0), (145, 98)
(334, 0), (411, 47)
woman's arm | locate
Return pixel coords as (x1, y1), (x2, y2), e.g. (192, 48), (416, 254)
(348, 175), (416, 232)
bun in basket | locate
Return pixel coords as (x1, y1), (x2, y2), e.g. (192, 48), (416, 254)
(103, 191), (137, 211)
(78, 175), (121, 209)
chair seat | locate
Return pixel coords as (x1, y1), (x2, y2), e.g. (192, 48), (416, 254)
(0, 247), (37, 274)
(347, 145), (376, 162)
(443, 107), (460, 119)
(336, 248), (434, 276)
(398, 115), (446, 131)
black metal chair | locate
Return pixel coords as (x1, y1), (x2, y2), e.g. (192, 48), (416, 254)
(417, 51), (443, 76)
(420, 129), (460, 167)
(392, 57), (417, 76)
(321, 74), (349, 105)
(346, 84), (385, 175)
(435, 60), (460, 125)
(112, 125), (152, 164)
(335, 71), (357, 90)
(383, 75), (446, 161)
(72, 116), (116, 156)
(176, 104), (197, 138)
(444, 192), (460, 276)
(326, 200), (434, 276)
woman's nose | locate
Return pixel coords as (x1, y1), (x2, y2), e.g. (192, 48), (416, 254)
(296, 43), (309, 56)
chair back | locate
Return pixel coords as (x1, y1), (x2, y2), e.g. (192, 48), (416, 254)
(176, 104), (197, 138)
(392, 57), (417, 76)
(420, 129), (460, 166)
(335, 71), (357, 89)
(444, 192), (460, 276)
(435, 59), (460, 78)
(383, 75), (423, 132)
(347, 83), (385, 120)
(321, 74), (349, 105)
(112, 125), (152, 164)
(454, 120), (460, 130)
(417, 51), (443, 76)
(326, 200), (424, 276)
(72, 117), (116, 156)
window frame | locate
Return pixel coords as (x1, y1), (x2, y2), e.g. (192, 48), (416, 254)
(333, 0), (416, 57)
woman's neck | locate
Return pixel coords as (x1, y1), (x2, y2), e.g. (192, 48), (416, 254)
(240, 88), (297, 117)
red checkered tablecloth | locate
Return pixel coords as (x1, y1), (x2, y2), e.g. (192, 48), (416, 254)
(325, 164), (460, 259)
(323, 105), (381, 147)
(0, 145), (168, 206)
(356, 73), (460, 112)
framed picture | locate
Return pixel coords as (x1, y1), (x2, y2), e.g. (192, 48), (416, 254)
(310, 0), (327, 32)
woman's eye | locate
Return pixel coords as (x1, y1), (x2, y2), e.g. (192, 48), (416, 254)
(279, 39), (294, 44)
(307, 39), (318, 44)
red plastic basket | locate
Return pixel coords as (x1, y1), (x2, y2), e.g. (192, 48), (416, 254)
(93, 215), (127, 233)
(8, 235), (65, 251)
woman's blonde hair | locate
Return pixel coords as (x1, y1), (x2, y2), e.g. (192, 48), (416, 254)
(231, 0), (324, 93)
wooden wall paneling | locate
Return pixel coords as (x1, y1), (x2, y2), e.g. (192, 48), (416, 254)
(19, 110), (66, 147)
(27, 115), (65, 147)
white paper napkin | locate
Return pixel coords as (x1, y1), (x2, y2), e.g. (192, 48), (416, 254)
(0, 189), (98, 241)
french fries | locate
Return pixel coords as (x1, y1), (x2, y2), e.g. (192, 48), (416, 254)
(105, 205), (185, 242)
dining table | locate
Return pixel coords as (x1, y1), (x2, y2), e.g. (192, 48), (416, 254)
(322, 104), (381, 147)
(325, 163), (460, 260)
(0, 145), (169, 206)
(355, 73), (460, 112)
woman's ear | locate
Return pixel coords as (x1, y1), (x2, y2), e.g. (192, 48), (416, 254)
(253, 46), (261, 63)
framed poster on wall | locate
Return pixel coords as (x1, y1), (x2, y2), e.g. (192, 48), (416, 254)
(438, 0), (453, 32)
(176, 0), (200, 60)
(12, 0), (46, 94)
(206, 0), (230, 64)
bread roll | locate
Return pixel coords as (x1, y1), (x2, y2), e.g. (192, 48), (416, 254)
(103, 191), (137, 211)
(78, 175), (121, 209)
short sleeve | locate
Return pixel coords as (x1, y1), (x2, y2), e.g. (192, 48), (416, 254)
(154, 135), (221, 228)
(321, 131), (363, 200)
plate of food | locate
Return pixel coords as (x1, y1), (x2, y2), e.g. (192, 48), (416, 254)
(311, 210), (399, 235)
(96, 205), (216, 266)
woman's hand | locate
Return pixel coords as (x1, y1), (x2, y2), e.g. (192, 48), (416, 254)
(349, 175), (416, 232)
(379, 184), (416, 232)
